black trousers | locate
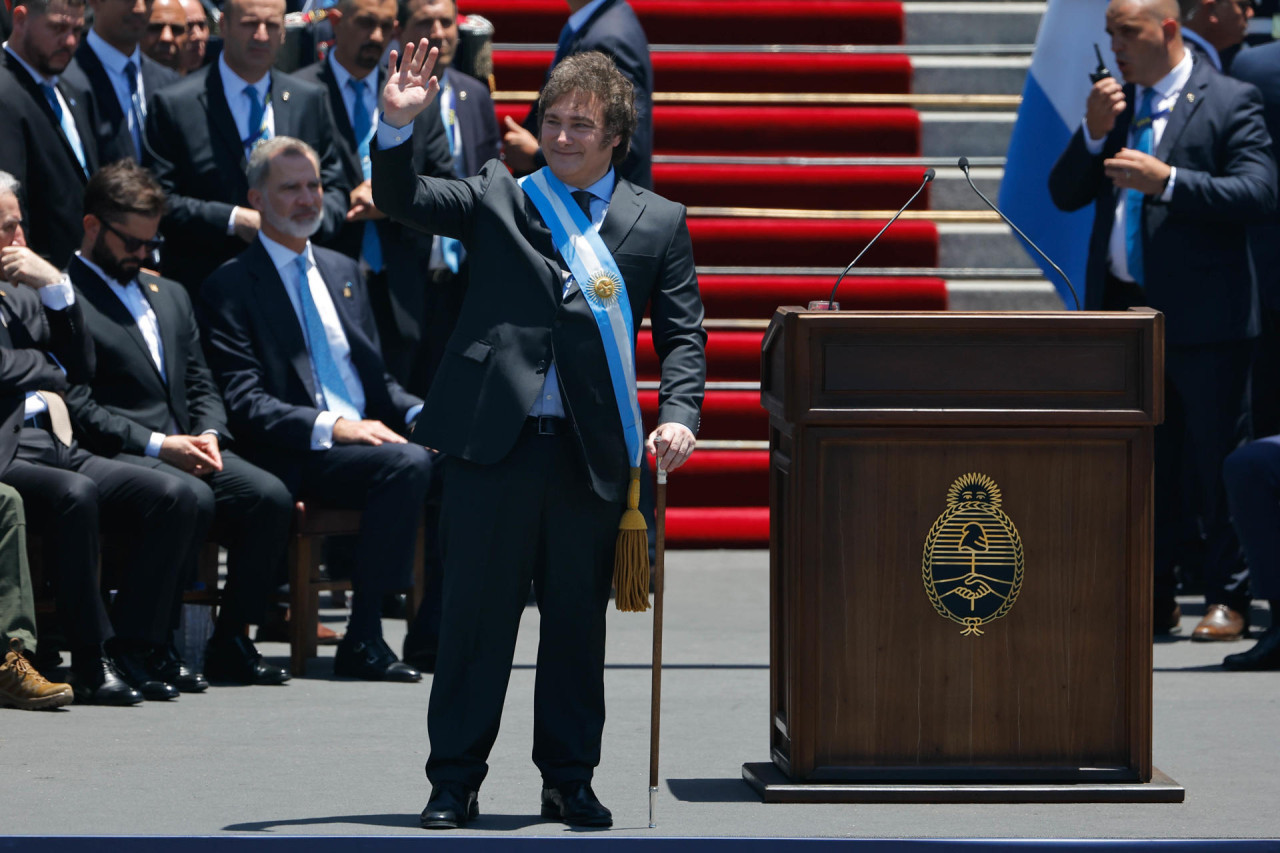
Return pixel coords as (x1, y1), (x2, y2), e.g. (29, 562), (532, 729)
(426, 422), (623, 791)
(112, 449), (293, 627)
(0, 429), (203, 646)
(247, 441), (434, 620)
(1105, 275), (1253, 610)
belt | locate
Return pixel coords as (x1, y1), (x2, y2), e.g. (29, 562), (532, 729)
(525, 415), (565, 435)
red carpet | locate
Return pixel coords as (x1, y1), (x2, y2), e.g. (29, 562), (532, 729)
(695, 275), (948, 317)
(638, 330), (765, 381)
(492, 50), (912, 94)
(689, 218), (938, 268)
(641, 390), (766, 440)
(653, 450), (770, 506)
(493, 104), (921, 156)
(665, 507), (770, 548)
(654, 163), (931, 211)
(461, 1), (904, 46)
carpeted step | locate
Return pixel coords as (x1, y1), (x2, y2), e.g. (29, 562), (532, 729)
(654, 163), (930, 212)
(462, 1), (904, 47)
(494, 104), (921, 156)
(665, 507), (769, 548)
(694, 274), (948, 318)
(641, 390), (766, 440)
(651, 450), (769, 507)
(688, 218), (938, 268)
(638, 330), (764, 381)
(492, 50), (912, 95)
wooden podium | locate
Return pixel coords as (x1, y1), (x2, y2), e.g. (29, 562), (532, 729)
(742, 308), (1184, 803)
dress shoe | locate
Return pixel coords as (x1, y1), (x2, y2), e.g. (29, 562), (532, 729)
(205, 634), (291, 685)
(420, 785), (478, 829)
(541, 781), (613, 827)
(111, 649), (180, 701)
(402, 629), (437, 673)
(1154, 602), (1182, 636)
(146, 643), (208, 693)
(1223, 627), (1280, 671)
(0, 639), (73, 710)
(1191, 604), (1248, 642)
(68, 656), (144, 706)
(333, 636), (421, 682)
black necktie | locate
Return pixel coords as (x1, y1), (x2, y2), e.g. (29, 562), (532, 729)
(571, 190), (593, 221)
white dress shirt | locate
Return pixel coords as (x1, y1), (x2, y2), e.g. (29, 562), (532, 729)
(8, 275), (76, 422)
(327, 52), (378, 146)
(1083, 50), (1192, 283)
(220, 54), (274, 235)
(85, 29), (147, 158)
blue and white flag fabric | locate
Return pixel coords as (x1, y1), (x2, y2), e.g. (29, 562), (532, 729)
(1000, 0), (1112, 309)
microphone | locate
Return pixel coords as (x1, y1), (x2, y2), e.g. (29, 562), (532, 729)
(817, 168), (935, 309)
(957, 156), (1082, 310)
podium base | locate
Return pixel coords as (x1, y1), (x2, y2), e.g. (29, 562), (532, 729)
(742, 762), (1185, 804)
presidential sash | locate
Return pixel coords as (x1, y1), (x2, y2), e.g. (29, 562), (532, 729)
(518, 167), (644, 469)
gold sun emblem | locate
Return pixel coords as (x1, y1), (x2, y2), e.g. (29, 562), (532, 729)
(588, 271), (621, 303)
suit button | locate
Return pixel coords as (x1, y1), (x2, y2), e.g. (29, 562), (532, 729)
(536, 360), (547, 374)
(12, 425), (19, 433)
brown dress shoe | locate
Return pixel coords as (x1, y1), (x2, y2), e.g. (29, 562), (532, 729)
(1191, 604), (1247, 642)
(0, 638), (73, 711)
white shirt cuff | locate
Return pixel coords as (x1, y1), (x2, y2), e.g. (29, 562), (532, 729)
(377, 115), (414, 149)
(39, 277), (75, 309)
(1160, 167), (1177, 203)
(405, 403), (423, 426)
(1082, 119), (1105, 155)
(311, 410), (340, 450)
(227, 207), (240, 236)
(146, 432), (166, 457)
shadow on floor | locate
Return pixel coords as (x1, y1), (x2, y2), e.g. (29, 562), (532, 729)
(666, 778), (760, 804)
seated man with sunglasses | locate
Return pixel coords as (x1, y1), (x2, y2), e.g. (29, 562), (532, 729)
(64, 161), (295, 688)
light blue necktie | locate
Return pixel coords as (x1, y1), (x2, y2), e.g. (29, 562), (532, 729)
(1124, 88), (1156, 287)
(438, 77), (465, 273)
(294, 254), (361, 421)
(244, 83), (267, 152)
(124, 59), (145, 160)
(41, 83), (88, 175)
(347, 78), (383, 273)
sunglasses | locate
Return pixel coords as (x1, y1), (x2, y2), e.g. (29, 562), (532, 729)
(101, 218), (164, 253)
(146, 21), (188, 35)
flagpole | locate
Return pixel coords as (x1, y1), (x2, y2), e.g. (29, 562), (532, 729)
(648, 464), (667, 828)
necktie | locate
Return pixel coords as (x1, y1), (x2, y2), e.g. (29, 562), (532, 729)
(123, 59), (145, 160)
(437, 79), (466, 273)
(294, 254), (361, 422)
(40, 83), (88, 175)
(38, 391), (73, 446)
(244, 83), (266, 151)
(347, 78), (383, 273)
(571, 190), (594, 222)
(1124, 87), (1156, 287)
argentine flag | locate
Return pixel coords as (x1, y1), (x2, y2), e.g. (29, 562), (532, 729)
(1000, 0), (1112, 309)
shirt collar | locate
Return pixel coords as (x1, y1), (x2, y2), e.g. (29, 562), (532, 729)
(259, 232), (313, 274)
(567, 0), (609, 33)
(4, 43), (58, 86)
(87, 28), (143, 75)
(578, 166), (616, 204)
(328, 51), (377, 97)
(1141, 49), (1194, 105)
(75, 251), (136, 289)
(219, 52), (270, 99)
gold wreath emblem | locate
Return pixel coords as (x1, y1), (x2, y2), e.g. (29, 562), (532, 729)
(922, 473), (1024, 637)
(588, 270), (621, 302)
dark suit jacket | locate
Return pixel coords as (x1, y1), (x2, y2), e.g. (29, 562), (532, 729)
(62, 39), (179, 165)
(144, 64), (351, 291)
(1231, 40), (1280, 312)
(200, 239), (421, 451)
(371, 141), (705, 503)
(1049, 57), (1276, 345)
(0, 55), (100, 268)
(64, 257), (230, 458)
(522, 0), (653, 190)
(0, 281), (94, 476)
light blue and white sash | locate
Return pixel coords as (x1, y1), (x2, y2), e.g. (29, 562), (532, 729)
(519, 167), (643, 467)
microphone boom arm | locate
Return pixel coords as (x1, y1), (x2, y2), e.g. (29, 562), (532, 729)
(826, 169), (935, 306)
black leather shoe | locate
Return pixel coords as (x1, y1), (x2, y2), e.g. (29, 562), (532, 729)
(147, 643), (208, 693)
(69, 656), (144, 706)
(420, 786), (478, 829)
(541, 781), (613, 827)
(333, 637), (421, 682)
(205, 634), (291, 685)
(1223, 627), (1280, 671)
(112, 650), (179, 701)
(402, 629), (437, 673)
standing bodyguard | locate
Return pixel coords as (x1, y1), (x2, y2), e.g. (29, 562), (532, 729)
(374, 46), (705, 829)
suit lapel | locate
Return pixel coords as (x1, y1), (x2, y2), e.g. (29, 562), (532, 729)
(138, 272), (184, 394)
(204, 67), (249, 172)
(321, 61), (359, 153)
(1156, 64), (1209, 162)
(270, 72), (296, 141)
(246, 241), (317, 399)
(599, 180), (644, 256)
(4, 52), (91, 179)
(72, 259), (164, 384)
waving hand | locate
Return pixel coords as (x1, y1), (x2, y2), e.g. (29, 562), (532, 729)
(381, 40), (441, 129)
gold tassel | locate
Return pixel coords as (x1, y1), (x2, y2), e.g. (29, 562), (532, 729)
(613, 466), (649, 612)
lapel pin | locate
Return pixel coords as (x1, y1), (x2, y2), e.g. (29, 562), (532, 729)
(282, 90), (290, 102)
(459, 90), (468, 101)
(1187, 92), (1195, 103)
(343, 283), (353, 298)
(149, 283), (159, 292)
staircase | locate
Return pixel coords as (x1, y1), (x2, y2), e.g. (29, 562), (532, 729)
(460, 0), (1055, 547)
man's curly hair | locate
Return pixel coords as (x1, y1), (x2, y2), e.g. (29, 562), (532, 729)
(537, 51), (637, 167)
